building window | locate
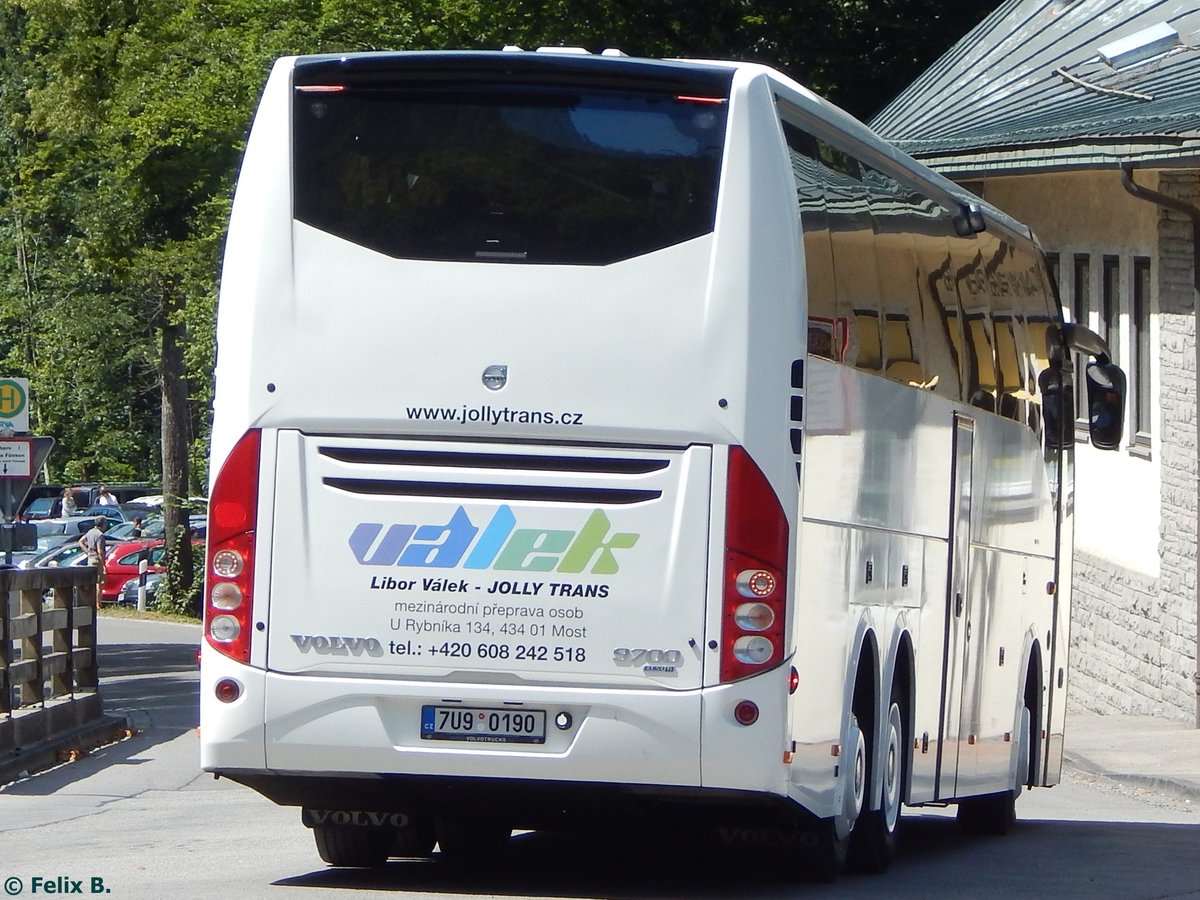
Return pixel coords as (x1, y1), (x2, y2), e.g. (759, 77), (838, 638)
(1132, 257), (1152, 452)
(1073, 254), (1090, 421)
(1101, 256), (1120, 365)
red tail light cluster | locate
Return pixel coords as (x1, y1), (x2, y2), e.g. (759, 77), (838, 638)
(204, 430), (261, 664)
(720, 447), (789, 683)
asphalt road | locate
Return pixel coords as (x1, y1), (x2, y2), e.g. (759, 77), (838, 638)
(0, 616), (1197, 900)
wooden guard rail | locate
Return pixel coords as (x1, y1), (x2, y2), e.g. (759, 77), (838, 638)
(0, 567), (102, 756)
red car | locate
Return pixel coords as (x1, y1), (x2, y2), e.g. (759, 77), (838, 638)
(96, 539), (169, 605)
(97, 539), (200, 605)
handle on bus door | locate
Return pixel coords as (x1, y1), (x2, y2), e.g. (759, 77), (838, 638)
(955, 593), (964, 617)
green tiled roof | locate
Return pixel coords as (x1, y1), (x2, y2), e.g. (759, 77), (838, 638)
(870, 0), (1200, 173)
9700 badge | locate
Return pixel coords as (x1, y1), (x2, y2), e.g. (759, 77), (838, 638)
(612, 648), (684, 674)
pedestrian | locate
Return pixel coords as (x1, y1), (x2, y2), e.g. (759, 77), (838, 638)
(130, 516), (144, 538)
(96, 485), (117, 506)
(78, 515), (109, 605)
(61, 487), (78, 516)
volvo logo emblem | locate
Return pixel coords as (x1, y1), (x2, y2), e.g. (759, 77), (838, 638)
(482, 365), (508, 391)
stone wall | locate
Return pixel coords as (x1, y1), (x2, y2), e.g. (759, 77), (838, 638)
(1068, 170), (1198, 722)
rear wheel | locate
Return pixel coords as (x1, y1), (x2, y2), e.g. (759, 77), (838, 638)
(435, 817), (512, 859)
(848, 699), (903, 873)
(799, 713), (864, 882)
(800, 819), (849, 883)
(392, 815), (437, 858)
(313, 825), (391, 867)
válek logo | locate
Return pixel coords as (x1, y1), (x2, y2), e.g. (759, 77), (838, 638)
(348, 505), (639, 575)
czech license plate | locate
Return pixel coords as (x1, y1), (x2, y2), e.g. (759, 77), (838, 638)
(421, 705), (547, 744)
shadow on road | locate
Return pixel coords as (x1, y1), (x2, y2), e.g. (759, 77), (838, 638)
(97, 641), (199, 734)
(272, 814), (1200, 899)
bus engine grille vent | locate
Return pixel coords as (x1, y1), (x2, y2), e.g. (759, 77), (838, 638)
(317, 446), (667, 505)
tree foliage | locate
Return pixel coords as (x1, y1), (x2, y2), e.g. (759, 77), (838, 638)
(0, 1), (997, 586)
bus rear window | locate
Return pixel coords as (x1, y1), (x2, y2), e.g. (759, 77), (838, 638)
(292, 85), (727, 265)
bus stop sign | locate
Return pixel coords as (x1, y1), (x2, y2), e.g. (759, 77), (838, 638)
(0, 378), (30, 434)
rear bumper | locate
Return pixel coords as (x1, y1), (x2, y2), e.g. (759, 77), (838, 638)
(211, 769), (806, 832)
(200, 651), (797, 808)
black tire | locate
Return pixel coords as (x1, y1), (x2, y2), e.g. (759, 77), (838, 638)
(848, 699), (904, 873)
(801, 819), (849, 883)
(956, 790), (1016, 835)
(435, 817), (512, 859)
(392, 815), (437, 857)
(313, 825), (391, 867)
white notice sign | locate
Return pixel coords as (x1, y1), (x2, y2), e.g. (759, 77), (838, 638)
(0, 439), (32, 478)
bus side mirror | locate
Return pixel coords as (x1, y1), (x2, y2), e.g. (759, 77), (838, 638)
(1038, 367), (1074, 450)
(1085, 358), (1126, 451)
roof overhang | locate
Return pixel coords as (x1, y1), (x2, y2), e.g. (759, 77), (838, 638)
(901, 138), (1200, 179)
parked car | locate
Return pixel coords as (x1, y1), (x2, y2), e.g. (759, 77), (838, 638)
(117, 572), (165, 609)
(18, 541), (90, 570)
(20, 496), (60, 520)
(81, 504), (151, 524)
(97, 540), (167, 604)
(106, 517), (159, 541)
(108, 514), (206, 541)
(97, 538), (201, 605)
(8, 518), (93, 566)
(128, 495), (208, 513)
(20, 489), (88, 520)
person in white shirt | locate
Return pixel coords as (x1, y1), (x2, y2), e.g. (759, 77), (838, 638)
(96, 486), (117, 507)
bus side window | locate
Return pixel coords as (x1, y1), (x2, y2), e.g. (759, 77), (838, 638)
(854, 310), (883, 370)
(781, 120), (839, 344)
(965, 311), (998, 413)
(818, 143), (880, 373)
(993, 315), (1025, 422)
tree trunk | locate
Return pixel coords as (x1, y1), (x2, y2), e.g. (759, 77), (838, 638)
(160, 296), (191, 588)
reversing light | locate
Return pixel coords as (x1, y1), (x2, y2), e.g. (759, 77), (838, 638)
(210, 583), (244, 611)
(210, 615), (241, 643)
(732, 635), (774, 665)
(555, 712), (573, 730)
(734, 700), (759, 726)
(736, 569), (777, 598)
(733, 602), (776, 631)
(215, 679), (242, 703)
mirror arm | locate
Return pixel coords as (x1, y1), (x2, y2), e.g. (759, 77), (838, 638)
(1058, 322), (1111, 364)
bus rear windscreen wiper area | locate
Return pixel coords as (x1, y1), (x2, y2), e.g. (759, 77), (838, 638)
(292, 78), (728, 265)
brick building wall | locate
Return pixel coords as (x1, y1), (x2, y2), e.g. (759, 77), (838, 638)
(1068, 171), (1199, 722)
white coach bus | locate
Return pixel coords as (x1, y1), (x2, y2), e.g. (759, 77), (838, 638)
(201, 48), (1125, 877)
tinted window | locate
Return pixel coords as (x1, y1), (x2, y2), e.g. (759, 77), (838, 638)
(293, 85), (727, 265)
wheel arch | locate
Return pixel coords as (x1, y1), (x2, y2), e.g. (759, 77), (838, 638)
(1014, 632), (1045, 789)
